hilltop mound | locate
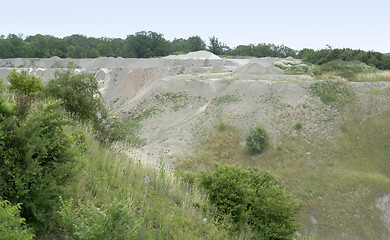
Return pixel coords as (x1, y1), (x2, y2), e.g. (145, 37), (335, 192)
(164, 50), (221, 59)
(233, 57), (302, 76)
(234, 59), (282, 75)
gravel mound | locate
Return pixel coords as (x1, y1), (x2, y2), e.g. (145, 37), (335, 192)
(164, 50), (221, 59)
(233, 58), (283, 75)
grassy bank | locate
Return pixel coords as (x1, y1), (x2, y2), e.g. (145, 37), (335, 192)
(176, 108), (390, 239)
(55, 126), (231, 239)
(276, 59), (390, 82)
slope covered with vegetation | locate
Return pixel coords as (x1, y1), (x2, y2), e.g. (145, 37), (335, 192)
(0, 69), (302, 239)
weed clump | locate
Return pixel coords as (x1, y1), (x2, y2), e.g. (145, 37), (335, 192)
(294, 122), (303, 130)
(246, 124), (269, 154)
(308, 80), (352, 106)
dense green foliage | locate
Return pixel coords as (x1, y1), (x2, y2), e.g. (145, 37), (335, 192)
(43, 69), (134, 143)
(44, 70), (106, 123)
(0, 70), (133, 235)
(208, 36), (230, 55)
(126, 31), (171, 58)
(171, 36), (206, 54)
(7, 70), (43, 96)
(0, 199), (34, 240)
(298, 48), (390, 70)
(199, 165), (301, 240)
(0, 33), (207, 58)
(0, 99), (76, 231)
(0, 79), (14, 120)
(246, 124), (270, 154)
(228, 43), (297, 58)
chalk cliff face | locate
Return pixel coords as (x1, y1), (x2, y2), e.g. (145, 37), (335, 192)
(2, 51), (390, 238)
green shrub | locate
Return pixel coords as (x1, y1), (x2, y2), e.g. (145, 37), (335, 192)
(43, 70), (137, 143)
(7, 70), (44, 96)
(44, 69), (106, 123)
(0, 78), (14, 121)
(58, 197), (141, 240)
(0, 100), (76, 231)
(199, 165), (251, 225)
(0, 199), (34, 240)
(246, 124), (269, 154)
(199, 165), (301, 239)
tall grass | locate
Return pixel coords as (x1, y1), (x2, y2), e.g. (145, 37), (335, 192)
(309, 60), (376, 80)
(354, 70), (390, 82)
(63, 127), (230, 239)
(307, 60), (390, 82)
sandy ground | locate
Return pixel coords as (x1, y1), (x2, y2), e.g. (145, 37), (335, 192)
(1, 51), (390, 237)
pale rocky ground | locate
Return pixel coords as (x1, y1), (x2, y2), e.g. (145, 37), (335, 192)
(1, 51), (390, 238)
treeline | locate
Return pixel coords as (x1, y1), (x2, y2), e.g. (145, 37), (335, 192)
(0, 32), (297, 59)
(1, 31), (389, 69)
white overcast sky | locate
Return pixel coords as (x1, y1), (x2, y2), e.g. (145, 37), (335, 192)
(2, 0), (389, 53)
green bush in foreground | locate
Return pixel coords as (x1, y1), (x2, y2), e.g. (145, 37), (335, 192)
(0, 100), (76, 231)
(199, 165), (301, 240)
(58, 197), (141, 240)
(0, 199), (34, 240)
(246, 124), (269, 154)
